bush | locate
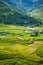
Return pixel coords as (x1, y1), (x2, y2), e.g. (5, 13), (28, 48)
(36, 46), (43, 57)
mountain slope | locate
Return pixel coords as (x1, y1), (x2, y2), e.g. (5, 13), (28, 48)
(2, 0), (43, 23)
(27, 6), (43, 24)
(2, 0), (43, 13)
(0, 1), (43, 26)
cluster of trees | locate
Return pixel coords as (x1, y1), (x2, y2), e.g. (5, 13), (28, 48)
(30, 30), (43, 37)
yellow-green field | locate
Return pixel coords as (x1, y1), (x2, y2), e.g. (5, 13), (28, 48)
(0, 24), (43, 65)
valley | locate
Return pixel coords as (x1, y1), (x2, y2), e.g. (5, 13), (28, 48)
(0, 24), (43, 65)
(0, 0), (43, 65)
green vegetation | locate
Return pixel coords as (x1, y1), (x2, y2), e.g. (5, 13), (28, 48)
(0, 24), (43, 65)
(0, 1), (43, 65)
(36, 46), (43, 57)
(27, 6), (43, 26)
(0, 1), (43, 26)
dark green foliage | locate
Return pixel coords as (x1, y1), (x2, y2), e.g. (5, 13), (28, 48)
(36, 46), (43, 57)
(0, 59), (38, 65)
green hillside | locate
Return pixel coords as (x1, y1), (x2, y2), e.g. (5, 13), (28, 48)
(0, 1), (43, 26)
(0, 1), (43, 65)
(27, 5), (43, 25)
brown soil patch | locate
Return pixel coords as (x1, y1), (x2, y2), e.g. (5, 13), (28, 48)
(28, 41), (43, 46)
(27, 48), (36, 53)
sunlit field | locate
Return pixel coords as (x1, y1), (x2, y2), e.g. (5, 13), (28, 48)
(0, 24), (43, 65)
(0, 0), (43, 65)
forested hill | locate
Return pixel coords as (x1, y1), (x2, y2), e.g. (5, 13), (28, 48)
(0, 1), (43, 26)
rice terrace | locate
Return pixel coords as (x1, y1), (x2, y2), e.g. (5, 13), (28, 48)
(0, 0), (43, 65)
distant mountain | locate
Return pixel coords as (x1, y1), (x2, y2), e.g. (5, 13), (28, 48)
(0, 1), (42, 26)
(1, 0), (43, 24)
(2, 0), (43, 13)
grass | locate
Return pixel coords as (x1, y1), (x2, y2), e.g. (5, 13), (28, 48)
(0, 44), (43, 65)
(0, 24), (43, 65)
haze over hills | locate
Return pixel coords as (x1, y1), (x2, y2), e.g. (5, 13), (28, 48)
(2, 0), (43, 12)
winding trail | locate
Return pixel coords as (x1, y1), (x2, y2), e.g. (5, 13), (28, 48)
(27, 41), (43, 53)
(28, 41), (43, 46)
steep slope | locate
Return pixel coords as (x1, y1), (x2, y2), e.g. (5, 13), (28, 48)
(2, 0), (43, 23)
(27, 6), (43, 24)
(0, 1), (43, 26)
(2, 0), (43, 13)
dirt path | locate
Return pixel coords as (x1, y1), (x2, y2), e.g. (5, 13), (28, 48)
(27, 41), (43, 53)
(28, 41), (43, 46)
(11, 41), (43, 53)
